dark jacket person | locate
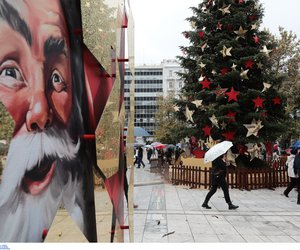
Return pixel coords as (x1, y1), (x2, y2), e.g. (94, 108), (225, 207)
(202, 153), (239, 210)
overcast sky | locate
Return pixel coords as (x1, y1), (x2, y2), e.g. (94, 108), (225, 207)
(129, 0), (300, 65)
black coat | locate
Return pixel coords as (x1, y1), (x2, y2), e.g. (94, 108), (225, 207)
(138, 147), (143, 158)
(293, 153), (300, 175)
(211, 156), (227, 185)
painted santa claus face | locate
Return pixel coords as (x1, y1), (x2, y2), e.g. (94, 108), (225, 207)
(0, 0), (83, 242)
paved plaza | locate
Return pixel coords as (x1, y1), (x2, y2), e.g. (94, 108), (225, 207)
(46, 158), (300, 243)
(131, 161), (300, 243)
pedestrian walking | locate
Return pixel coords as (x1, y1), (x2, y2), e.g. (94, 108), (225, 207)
(137, 146), (145, 168)
(283, 148), (299, 198)
(123, 153), (138, 208)
(146, 147), (153, 163)
(202, 153), (239, 210)
(133, 147), (138, 166)
(157, 149), (164, 166)
(292, 149), (300, 204)
(165, 148), (173, 165)
(174, 146), (183, 166)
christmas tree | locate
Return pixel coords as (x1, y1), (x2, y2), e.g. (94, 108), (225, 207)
(175, 0), (290, 164)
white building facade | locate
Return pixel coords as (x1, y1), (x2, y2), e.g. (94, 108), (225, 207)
(162, 59), (184, 98)
(124, 59), (184, 136)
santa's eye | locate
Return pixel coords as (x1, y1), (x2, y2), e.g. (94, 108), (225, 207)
(49, 70), (66, 92)
(0, 65), (25, 89)
(0, 67), (24, 81)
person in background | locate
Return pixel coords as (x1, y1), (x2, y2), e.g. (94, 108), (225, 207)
(146, 147), (153, 163)
(157, 148), (164, 166)
(202, 153), (239, 210)
(137, 146), (145, 168)
(133, 147), (138, 166)
(283, 148), (299, 198)
(123, 153), (138, 209)
(292, 149), (300, 204)
(174, 146), (184, 166)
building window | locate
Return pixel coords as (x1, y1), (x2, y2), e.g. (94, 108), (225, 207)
(169, 70), (173, 77)
(169, 82), (174, 88)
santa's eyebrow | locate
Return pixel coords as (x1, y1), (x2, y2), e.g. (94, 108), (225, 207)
(44, 37), (67, 58)
(0, 0), (32, 45)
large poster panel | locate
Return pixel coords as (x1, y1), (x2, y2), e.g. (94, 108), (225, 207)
(0, 0), (97, 242)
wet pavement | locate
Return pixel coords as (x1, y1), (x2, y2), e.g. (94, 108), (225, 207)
(130, 158), (300, 243)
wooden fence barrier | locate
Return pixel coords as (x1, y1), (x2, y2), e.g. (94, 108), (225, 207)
(170, 159), (289, 190)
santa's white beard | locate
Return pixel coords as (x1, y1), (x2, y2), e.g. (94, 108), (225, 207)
(0, 127), (84, 242)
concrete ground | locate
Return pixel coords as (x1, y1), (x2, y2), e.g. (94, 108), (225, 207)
(131, 160), (300, 243)
(46, 156), (300, 243)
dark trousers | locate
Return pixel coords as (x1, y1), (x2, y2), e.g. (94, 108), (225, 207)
(204, 176), (231, 204)
(285, 177), (300, 203)
(285, 177), (299, 195)
(137, 156), (145, 168)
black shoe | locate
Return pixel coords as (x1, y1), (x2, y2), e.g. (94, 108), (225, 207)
(202, 203), (211, 209)
(228, 203), (239, 210)
(283, 191), (289, 198)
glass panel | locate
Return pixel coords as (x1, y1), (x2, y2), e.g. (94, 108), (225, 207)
(81, 0), (122, 75)
(126, 75), (135, 242)
(0, 0), (97, 242)
(95, 63), (122, 242)
(127, 3), (135, 71)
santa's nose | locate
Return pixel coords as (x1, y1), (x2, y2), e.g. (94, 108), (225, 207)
(26, 93), (53, 132)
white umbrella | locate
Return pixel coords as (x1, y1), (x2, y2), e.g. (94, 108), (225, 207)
(204, 141), (233, 163)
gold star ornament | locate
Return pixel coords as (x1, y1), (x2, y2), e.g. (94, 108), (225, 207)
(199, 62), (206, 68)
(257, 62), (263, 69)
(199, 74), (205, 81)
(243, 119), (264, 137)
(173, 105), (180, 112)
(190, 21), (196, 29)
(251, 23), (258, 30)
(240, 68), (249, 80)
(231, 63), (237, 70)
(260, 45), (272, 56)
(220, 121), (227, 130)
(234, 26), (248, 40)
(218, 4), (231, 15)
(220, 45), (232, 58)
(185, 106), (194, 123)
(262, 82), (272, 92)
(209, 115), (219, 128)
(192, 100), (203, 108)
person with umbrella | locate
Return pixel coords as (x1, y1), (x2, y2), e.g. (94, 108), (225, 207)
(146, 146), (153, 163)
(202, 141), (239, 210)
